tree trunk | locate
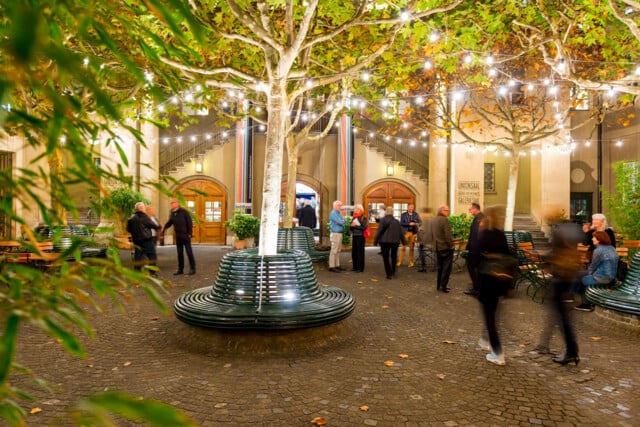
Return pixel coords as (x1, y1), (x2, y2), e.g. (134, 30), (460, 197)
(283, 137), (299, 229)
(504, 149), (520, 231)
(258, 85), (289, 256)
(48, 147), (67, 225)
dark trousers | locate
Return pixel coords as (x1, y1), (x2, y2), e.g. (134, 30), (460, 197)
(133, 238), (157, 271)
(380, 243), (399, 278)
(351, 235), (365, 272)
(176, 237), (196, 272)
(436, 249), (454, 289)
(466, 252), (480, 290)
(552, 279), (579, 357)
(478, 273), (502, 354)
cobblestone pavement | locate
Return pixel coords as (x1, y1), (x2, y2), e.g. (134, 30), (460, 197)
(13, 245), (640, 426)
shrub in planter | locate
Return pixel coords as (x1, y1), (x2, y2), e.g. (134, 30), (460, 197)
(224, 209), (260, 241)
(448, 213), (473, 243)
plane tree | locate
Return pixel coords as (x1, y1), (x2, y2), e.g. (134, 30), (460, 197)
(125, 0), (469, 255)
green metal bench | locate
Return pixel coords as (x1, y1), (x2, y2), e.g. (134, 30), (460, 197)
(586, 252), (640, 316)
(277, 227), (329, 263)
(174, 249), (355, 329)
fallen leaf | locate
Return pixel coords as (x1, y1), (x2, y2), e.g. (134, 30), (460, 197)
(371, 278), (379, 282)
(518, 344), (526, 348)
(359, 405), (369, 411)
(382, 305), (390, 309)
(30, 408), (42, 414)
(123, 361), (132, 367)
(357, 281), (364, 284)
(384, 360), (395, 367)
(399, 354), (409, 359)
(442, 340), (456, 344)
(437, 373), (446, 380)
(311, 416), (327, 426)
(591, 336), (603, 341)
(151, 316), (158, 321)
(87, 364), (94, 368)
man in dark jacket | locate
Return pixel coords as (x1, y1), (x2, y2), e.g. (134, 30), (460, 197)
(464, 202), (485, 296)
(127, 202), (162, 275)
(374, 207), (407, 279)
(297, 199), (317, 229)
(163, 199), (196, 275)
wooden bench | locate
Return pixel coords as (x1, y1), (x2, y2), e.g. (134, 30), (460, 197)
(586, 252), (640, 316)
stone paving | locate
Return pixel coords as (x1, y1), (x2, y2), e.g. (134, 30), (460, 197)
(13, 245), (640, 426)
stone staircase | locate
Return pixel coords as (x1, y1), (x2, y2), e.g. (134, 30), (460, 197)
(513, 214), (550, 249)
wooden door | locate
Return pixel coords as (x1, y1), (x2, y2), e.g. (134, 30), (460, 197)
(177, 180), (227, 244)
(363, 182), (416, 245)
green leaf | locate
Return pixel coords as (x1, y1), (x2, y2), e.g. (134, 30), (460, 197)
(74, 391), (199, 427)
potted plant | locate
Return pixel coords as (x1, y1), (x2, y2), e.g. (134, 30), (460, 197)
(448, 212), (473, 249)
(224, 209), (260, 249)
(100, 186), (147, 247)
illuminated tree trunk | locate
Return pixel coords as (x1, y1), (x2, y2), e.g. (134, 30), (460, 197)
(283, 136), (299, 229)
(504, 149), (520, 231)
(258, 84), (289, 256)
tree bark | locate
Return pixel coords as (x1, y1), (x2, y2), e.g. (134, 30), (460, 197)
(505, 148), (520, 231)
(258, 84), (289, 256)
(283, 136), (299, 229)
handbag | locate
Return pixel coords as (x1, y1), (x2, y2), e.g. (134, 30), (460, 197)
(363, 226), (371, 239)
(479, 252), (519, 285)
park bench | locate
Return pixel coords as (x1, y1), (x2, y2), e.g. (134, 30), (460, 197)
(277, 227), (329, 263)
(586, 252), (640, 316)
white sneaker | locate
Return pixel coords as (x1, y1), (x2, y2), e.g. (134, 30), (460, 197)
(478, 338), (490, 351)
(486, 352), (506, 366)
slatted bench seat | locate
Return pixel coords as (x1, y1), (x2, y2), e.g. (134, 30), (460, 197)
(277, 227), (329, 263)
(586, 252), (640, 316)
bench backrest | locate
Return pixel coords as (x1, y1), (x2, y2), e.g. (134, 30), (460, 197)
(619, 252), (640, 295)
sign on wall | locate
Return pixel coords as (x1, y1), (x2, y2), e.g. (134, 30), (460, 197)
(457, 181), (481, 205)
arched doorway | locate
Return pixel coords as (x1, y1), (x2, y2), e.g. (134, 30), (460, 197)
(177, 179), (227, 244)
(363, 181), (416, 245)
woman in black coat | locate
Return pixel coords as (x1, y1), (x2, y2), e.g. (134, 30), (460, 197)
(374, 207), (406, 279)
(476, 205), (511, 366)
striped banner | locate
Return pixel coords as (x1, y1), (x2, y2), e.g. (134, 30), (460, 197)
(235, 108), (252, 211)
(337, 114), (353, 205)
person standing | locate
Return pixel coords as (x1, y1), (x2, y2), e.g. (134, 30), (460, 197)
(297, 199), (317, 229)
(476, 205), (510, 365)
(328, 200), (345, 273)
(397, 204), (421, 268)
(416, 207), (434, 272)
(374, 207), (406, 279)
(126, 202), (161, 275)
(163, 199), (196, 275)
(432, 205), (454, 292)
(350, 204), (368, 272)
(464, 202), (484, 296)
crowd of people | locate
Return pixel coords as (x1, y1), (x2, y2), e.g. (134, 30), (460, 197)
(131, 196), (619, 368)
(320, 199), (621, 367)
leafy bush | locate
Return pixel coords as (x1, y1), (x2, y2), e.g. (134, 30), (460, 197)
(605, 161), (640, 240)
(448, 213), (473, 242)
(224, 209), (260, 240)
